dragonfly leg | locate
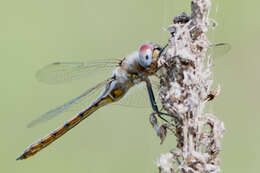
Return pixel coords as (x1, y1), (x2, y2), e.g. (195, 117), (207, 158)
(145, 79), (182, 125)
(149, 112), (167, 144)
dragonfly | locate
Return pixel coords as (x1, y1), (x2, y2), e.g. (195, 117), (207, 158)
(16, 42), (230, 160)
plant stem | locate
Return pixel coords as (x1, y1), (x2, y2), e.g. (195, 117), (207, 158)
(156, 1), (225, 173)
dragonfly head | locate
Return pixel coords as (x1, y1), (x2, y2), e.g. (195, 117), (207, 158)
(138, 43), (162, 72)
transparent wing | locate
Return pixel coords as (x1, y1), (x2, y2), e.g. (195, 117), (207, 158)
(115, 76), (161, 109)
(115, 82), (149, 108)
(208, 43), (231, 58)
(27, 78), (112, 128)
(36, 59), (119, 84)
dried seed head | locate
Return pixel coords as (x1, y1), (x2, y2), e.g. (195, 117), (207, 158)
(155, 0), (225, 172)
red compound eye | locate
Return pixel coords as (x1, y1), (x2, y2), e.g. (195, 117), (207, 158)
(139, 44), (153, 68)
(139, 44), (153, 55)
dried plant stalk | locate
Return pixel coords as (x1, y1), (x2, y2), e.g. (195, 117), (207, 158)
(155, 0), (225, 173)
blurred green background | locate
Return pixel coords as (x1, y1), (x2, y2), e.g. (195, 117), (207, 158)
(0, 0), (258, 172)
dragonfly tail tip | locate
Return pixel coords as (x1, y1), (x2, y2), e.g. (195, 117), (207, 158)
(16, 154), (25, 161)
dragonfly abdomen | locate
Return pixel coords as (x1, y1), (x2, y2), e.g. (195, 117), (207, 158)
(16, 93), (117, 160)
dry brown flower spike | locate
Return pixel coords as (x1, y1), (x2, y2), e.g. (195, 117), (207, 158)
(155, 0), (225, 173)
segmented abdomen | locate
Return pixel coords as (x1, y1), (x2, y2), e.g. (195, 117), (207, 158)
(16, 95), (114, 160)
